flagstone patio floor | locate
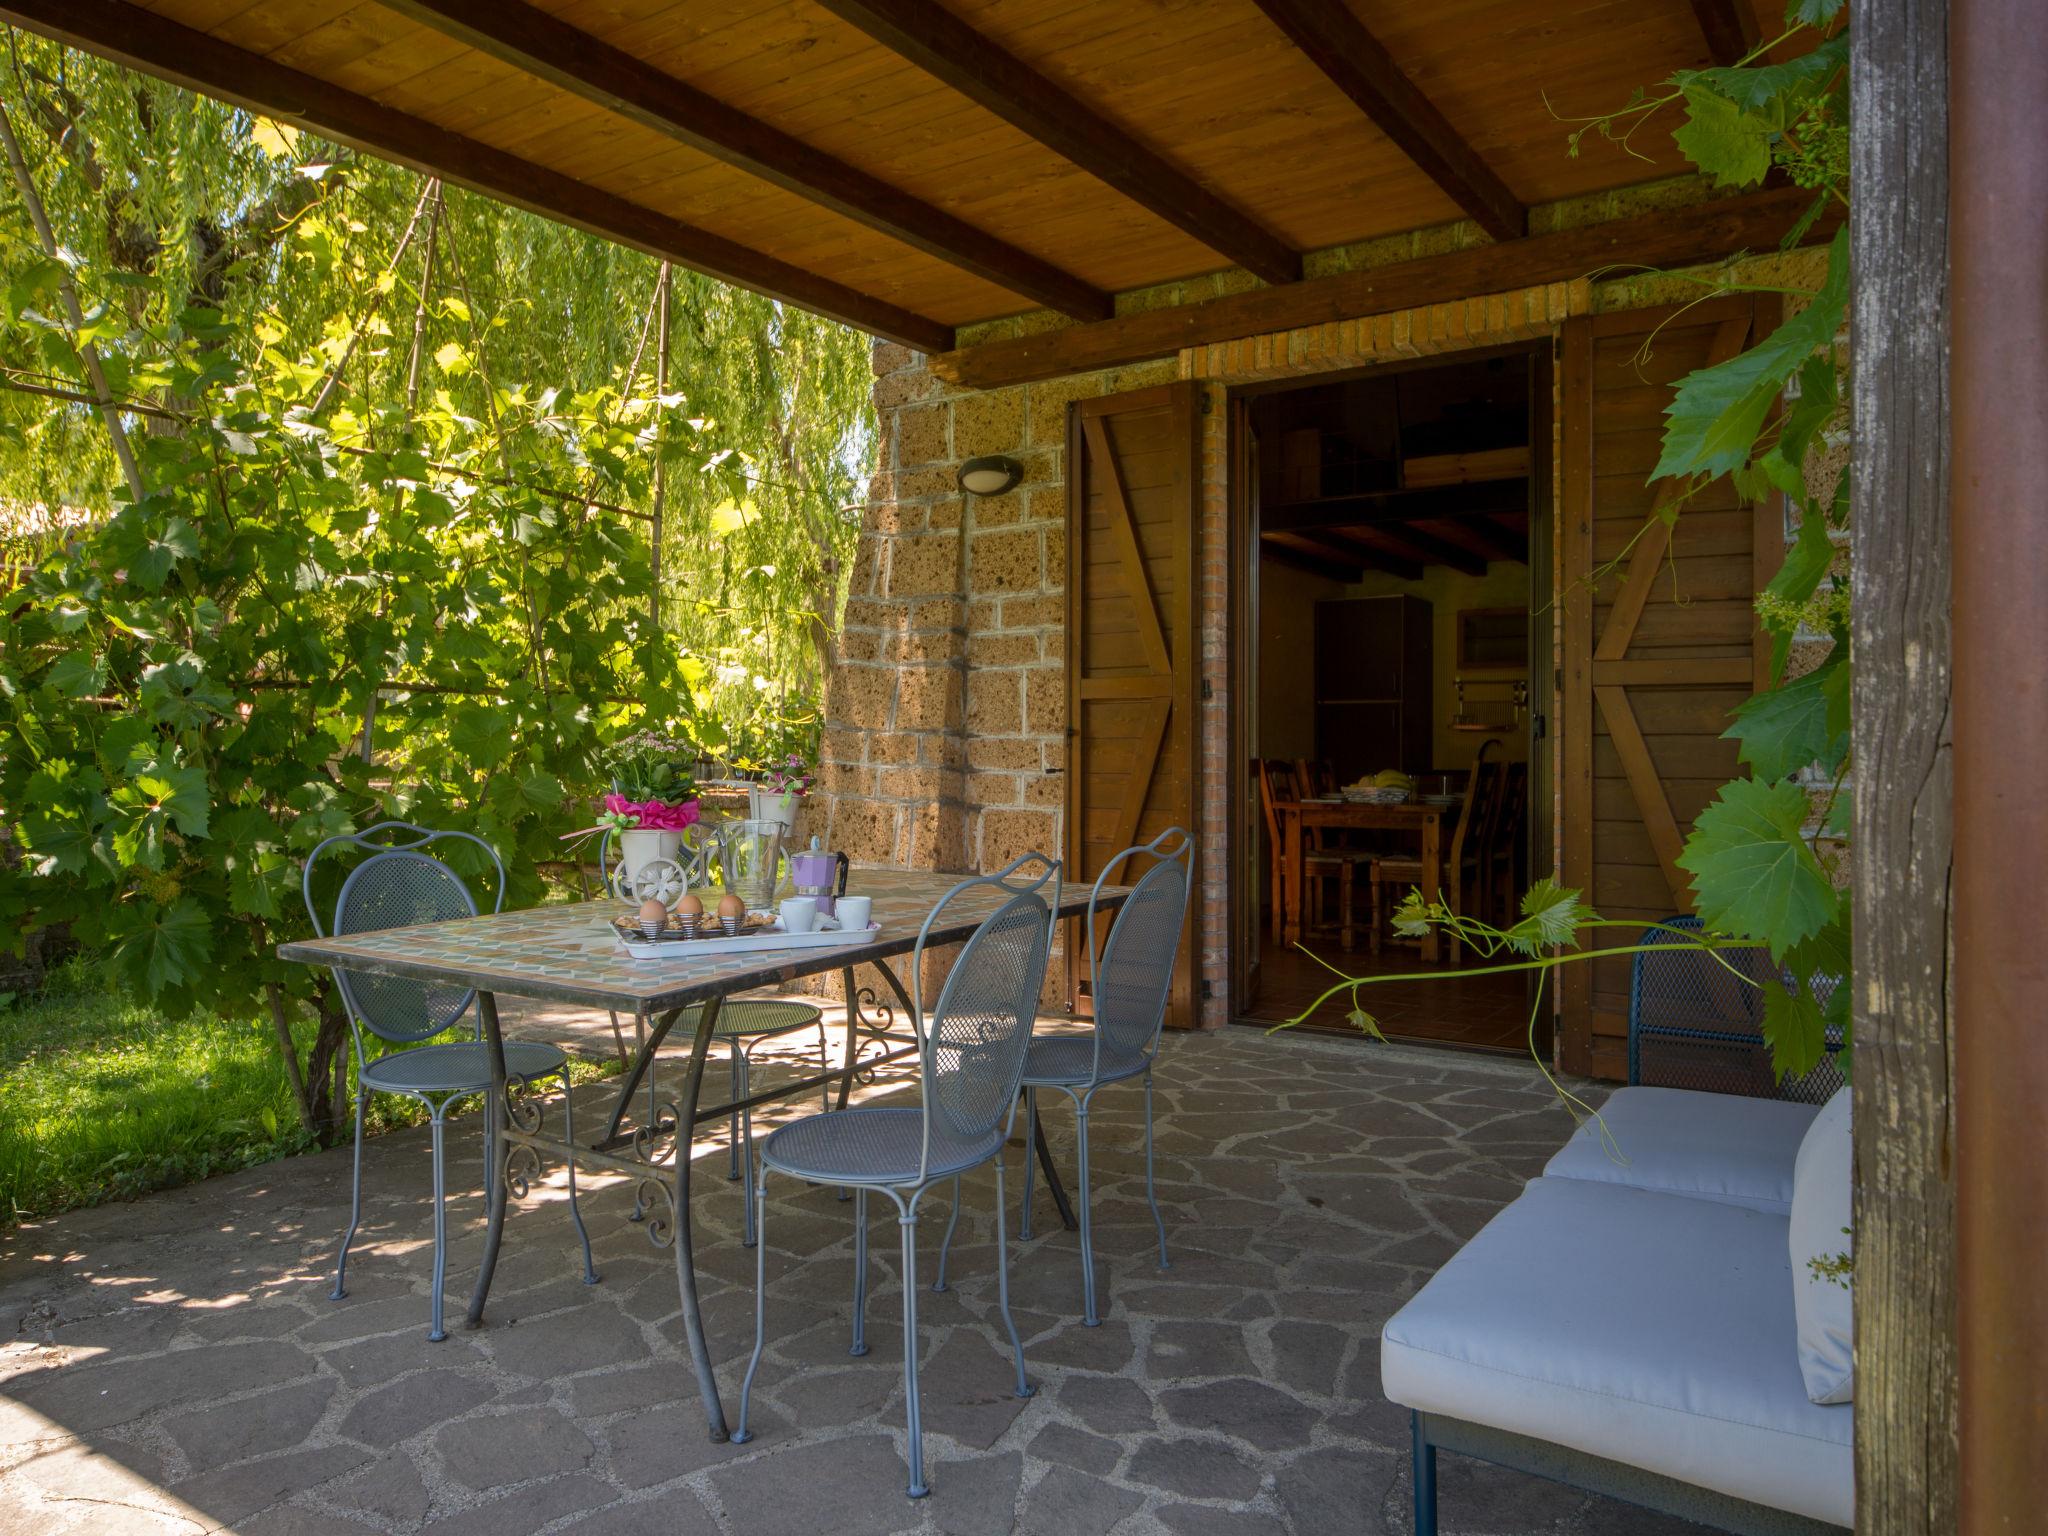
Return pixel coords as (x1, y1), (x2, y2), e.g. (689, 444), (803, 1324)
(1, 1015), (1714, 1536)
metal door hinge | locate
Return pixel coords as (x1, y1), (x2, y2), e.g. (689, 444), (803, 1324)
(1200, 677), (1214, 701)
(1200, 979), (1215, 1000)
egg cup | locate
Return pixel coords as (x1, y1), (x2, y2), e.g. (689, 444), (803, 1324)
(672, 913), (701, 939)
(639, 917), (665, 941)
(718, 914), (744, 937)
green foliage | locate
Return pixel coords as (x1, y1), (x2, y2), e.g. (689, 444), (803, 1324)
(1321, 14), (1857, 1093)
(0, 957), (620, 1225)
(0, 47), (873, 1143)
(1577, 11), (1852, 1078)
(603, 730), (699, 803)
(1678, 778), (1837, 958)
(1654, 229), (1848, 481)
(1723, 656), (1847, 782)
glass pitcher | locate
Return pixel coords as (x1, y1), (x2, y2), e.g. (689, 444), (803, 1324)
(709, 818), (786, 911)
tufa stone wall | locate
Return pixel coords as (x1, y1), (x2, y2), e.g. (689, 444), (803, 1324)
(819, 188), (1829, 1028)
(816, 347), (1182, 884)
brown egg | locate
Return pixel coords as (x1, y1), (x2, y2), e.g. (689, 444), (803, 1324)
(716, 891), (747, 920)
(676, 892), (704, 918)
(637, 898), (668, 930)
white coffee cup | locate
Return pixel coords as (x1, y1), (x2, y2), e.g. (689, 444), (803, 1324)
(835, 895), (872, 931)
(778, 896), (819, 933)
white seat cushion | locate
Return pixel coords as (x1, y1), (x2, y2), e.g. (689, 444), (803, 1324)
(1789, 1087), (1854, 1403)
(1382, 1176), (1852, 1527)
(1543, 1086), (1819, 1214)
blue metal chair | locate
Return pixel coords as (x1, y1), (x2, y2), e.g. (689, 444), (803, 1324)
(983, 827), (1194, 1326)
(1628, 914), (1846, 1103)
(304, 821), (595, 1341)
(732, 852), (1060, 1498)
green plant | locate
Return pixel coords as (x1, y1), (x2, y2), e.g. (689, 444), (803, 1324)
(602, 730), (700, 804)
(1286, 0), (1853, 1088)
(0, 49), (875, 1146)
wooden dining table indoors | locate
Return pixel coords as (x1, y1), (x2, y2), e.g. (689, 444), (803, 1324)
(1274, 800), (1448, 962)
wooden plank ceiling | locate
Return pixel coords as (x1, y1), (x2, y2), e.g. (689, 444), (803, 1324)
(7, 0), (1749, 351)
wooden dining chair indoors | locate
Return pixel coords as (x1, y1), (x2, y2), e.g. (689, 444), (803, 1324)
(1372, 739), (1502, 964)
(1259, 759), (1379, 953)
(1479, 761), (1527, 925)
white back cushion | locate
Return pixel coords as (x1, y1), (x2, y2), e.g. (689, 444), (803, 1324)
(1789, 1085), (1853, 1403)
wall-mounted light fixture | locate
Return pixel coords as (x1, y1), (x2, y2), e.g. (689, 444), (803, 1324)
(956, 455), (1023, 496)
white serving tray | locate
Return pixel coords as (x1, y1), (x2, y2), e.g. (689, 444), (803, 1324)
(610, 919), (880, 961)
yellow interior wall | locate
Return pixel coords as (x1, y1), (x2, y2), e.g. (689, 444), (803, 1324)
(1256, 557), (1348, 762)
(1340, 561), (1531, 772)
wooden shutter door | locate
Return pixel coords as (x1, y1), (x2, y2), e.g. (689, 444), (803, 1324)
(1065, 382), (1202, 1029)
(1558, 296), (1782, 1078)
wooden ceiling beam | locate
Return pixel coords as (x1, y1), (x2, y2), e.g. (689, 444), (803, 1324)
(1263, 480), (1530, 534)
(377, 0), (1110, 321)
(1310, 528), (1425, 581)
(1366, 523), (1490, 576)
(1249, 0), (1524, 240)
(2, 0), (954, 353)
(1260, 536), (1363, 584)
(1688, 0), (1762, 67)
(811, 0), (1301, 286)
(933, 185), (1839, 389)
(1465, 515), (1531, 563)
(1266, 529), (1421, 582)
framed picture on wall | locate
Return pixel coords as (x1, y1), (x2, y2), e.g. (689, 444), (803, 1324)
(1456, 607), (1528, 671)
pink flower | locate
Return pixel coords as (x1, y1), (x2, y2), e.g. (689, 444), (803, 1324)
(602, 793), (701, 831)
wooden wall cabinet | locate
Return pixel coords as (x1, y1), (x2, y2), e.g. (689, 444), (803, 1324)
(1313, 594), (1433, 779)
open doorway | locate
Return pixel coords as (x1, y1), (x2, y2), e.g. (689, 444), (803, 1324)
(1232, 347), (1553, 1055)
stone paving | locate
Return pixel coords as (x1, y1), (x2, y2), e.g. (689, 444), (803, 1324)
(0, 1020), (1715, 1536)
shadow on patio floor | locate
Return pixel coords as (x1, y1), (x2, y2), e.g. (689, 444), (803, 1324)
(0, 1019), (1717, 1535)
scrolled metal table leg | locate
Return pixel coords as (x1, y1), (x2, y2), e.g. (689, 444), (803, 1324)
(671, 995), (730, 1442)
(465, 991), (511, 1330)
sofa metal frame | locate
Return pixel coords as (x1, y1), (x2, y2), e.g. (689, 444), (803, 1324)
(1410, 1411), (1850, 1536)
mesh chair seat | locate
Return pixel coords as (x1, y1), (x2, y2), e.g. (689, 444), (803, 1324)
(360, 1039), (569, 1095)
(1021, 1034), (1147, 1088)
(760, 1105), (1005, 1187)
(677, 999), (824, 1039)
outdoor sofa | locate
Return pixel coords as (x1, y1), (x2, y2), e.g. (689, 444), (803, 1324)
(1381, 1084), (1854, 1534)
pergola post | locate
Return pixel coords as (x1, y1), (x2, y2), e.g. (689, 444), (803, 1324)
(1850, 0), (1956, 1530)
(1950, 0), (2048, 1530)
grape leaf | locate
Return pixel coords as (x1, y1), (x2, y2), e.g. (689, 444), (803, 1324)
(108, 896), (213, 995)
(45, 652), (105, 698)
(1677, 777), (1837, 957)
(1788, 0), (1845, 24)
(1656, 228), (1849, 481)
(1724, 660), (1846, 780)
(1767, 509), (1837, 612)
(1673, 85), (1774, 189)
(1762, 980), (1828, 1081)
(1681, 36), (1848, 115)
(1503, 879), (1584, 955)
(518, 768), (565, 810)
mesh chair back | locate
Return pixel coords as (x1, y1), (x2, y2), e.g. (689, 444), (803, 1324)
(924, 891), (1053, 1143)
(1090, 827), (1195, 1076)
(910, 853), (1059, 1176)
(1628, 915), (1846, 1103)
(303, 822), (504, 1047)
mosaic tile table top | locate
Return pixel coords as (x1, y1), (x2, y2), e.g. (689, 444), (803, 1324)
(279, 867), (1126, 1014)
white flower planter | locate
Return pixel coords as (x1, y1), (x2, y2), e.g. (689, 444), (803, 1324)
(748, 786), (801, 837)
(613, 827), (684, 901)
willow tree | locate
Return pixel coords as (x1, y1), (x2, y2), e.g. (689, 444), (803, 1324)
(0, 37), (873, 1139)
(0, 36), (873, 735)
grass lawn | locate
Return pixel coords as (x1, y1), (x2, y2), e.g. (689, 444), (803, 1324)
(0, 959), (617, 1226)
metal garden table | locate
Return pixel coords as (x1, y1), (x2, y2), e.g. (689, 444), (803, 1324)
(278, 868), (1127, 1442)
